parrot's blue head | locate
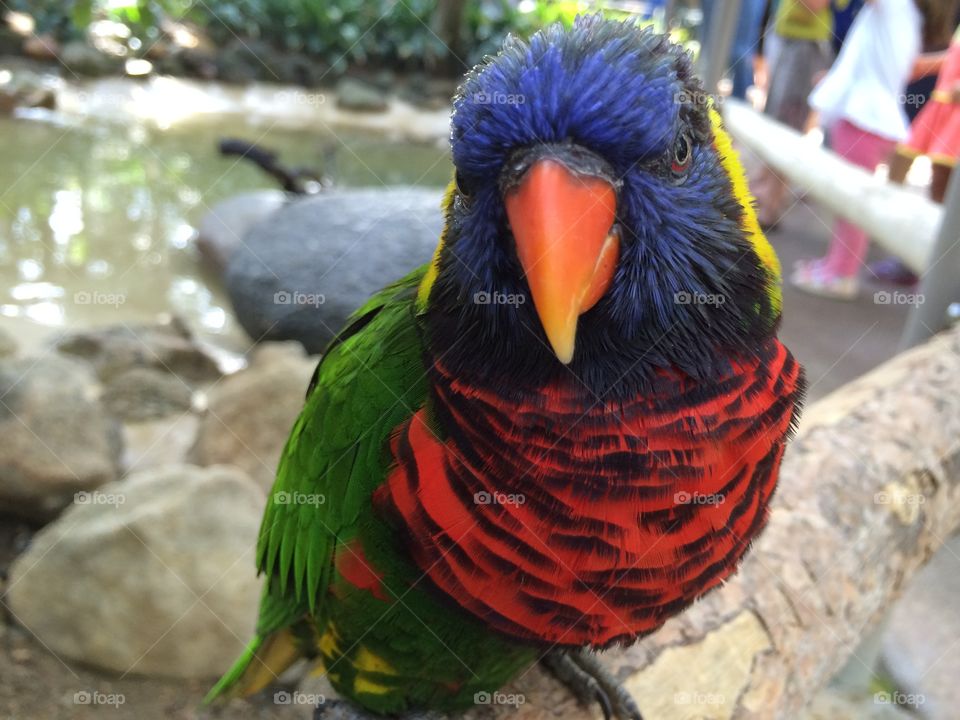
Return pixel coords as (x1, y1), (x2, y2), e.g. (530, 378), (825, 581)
(421, 16), (783, 397)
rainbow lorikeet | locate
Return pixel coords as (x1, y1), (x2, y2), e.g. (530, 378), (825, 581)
(207, 16), (804, 720)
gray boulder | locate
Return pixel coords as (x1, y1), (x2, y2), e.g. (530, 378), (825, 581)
(225, 188), (443, 353)
(0, 355), (122, 518)
(6, 464), (264, 679)
(196, 189), (288, 275)
(122, 413), (200, 476)
(190, 342), (315, 491)
(55, 318), (220, 384)
(102, 367), (194, 421)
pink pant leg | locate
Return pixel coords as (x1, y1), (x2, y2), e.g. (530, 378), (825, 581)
(823, 119), (896, 278)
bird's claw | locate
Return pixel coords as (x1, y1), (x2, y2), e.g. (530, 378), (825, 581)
(541, 649), (644, 720)
(594, 687), (614, 720)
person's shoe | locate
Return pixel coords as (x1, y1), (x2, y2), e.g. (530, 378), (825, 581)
(790, 261), (858, 300)
(868, 257), (918, 286)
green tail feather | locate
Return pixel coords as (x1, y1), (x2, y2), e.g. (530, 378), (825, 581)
(203, 636), (264, 705)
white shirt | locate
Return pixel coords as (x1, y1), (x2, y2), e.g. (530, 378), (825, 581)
(809, 0), (922, 140)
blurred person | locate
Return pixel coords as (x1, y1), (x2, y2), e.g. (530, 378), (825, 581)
(701, 0), (768, 99)
(899, 2), (960, 122)
(831, 0), (866, 52)
(791, 0), (931, 299)
(752, 0), (834, 228)
(871, 5), (959, 284)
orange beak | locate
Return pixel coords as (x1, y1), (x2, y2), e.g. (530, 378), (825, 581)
(504, 159), (619, 363)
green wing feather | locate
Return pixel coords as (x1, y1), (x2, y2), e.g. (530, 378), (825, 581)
(206, 266), (429, 702)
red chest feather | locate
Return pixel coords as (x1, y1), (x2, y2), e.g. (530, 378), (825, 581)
(380, 339), (803, 647)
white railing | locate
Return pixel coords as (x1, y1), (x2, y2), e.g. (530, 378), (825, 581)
(723, 99), (942, 274)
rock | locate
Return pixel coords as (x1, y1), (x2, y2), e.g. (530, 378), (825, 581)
(0, 26), (21, 56)
(402, 74), (457, 110)
(55, 318), (220, 384)
(216, 38), (279, 84)
(122, 414), (199, 476)
(60, 41), (122, 77)
(0, 515), (33, 586)
(190, 342), (314, 491)
(370, 69), (397, 91)
(249, 339), (311, 367)
(21, 34), (60, 61)
(0, 326), (17, 357)
(880, 534), (960, 719)
(158, 47), (218, 80)
(0, 70), (57, 114)
(6, 464), (264, 679)
(336, 77), (388, 112)
(102, 367), (194, 421)
(225, 188), (442, 352)
(196, 190), (288, 275)
(273, 53), (326, 87)
(0, 355), (122, 519)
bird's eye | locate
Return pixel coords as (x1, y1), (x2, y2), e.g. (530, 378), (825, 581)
(671, 134), (692, 175)
(455, 170), (474, 201)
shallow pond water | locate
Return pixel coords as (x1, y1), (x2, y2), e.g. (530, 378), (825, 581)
(0, 111), (451, 352)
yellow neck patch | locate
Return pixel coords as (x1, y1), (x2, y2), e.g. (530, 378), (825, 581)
(416, 179), (456, 312)
(708, 107), (782, 315)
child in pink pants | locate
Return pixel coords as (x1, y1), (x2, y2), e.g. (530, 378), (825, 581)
(815, 119), (897, 278)
(791, 0), (923, 299)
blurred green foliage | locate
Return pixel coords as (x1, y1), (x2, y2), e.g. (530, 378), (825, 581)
(464, 1), (608, 61)
(11, 0), (604, 71)
(203, 0), (441, 71)
(8, 0), (198, 43)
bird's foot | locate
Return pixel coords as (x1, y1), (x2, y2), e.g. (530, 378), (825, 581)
(541, 649), (643, 720)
